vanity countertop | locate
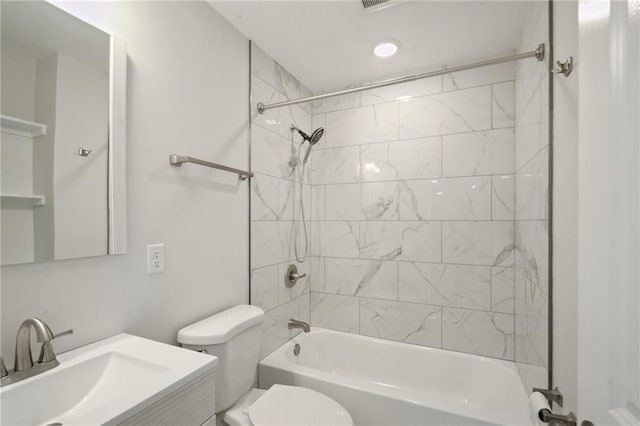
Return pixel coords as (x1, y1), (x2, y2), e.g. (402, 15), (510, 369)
(0, 333), (217, 426)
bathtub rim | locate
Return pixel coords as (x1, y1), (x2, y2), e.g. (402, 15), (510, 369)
(259, 327), (531, 426)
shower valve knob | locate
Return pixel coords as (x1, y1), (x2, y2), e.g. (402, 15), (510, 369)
(285, 264), (306, 288)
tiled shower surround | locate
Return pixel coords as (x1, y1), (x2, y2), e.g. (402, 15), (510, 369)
(250, 3), (548, 370)
(308, 64), (519, 361)
(249, 43), (313, 359)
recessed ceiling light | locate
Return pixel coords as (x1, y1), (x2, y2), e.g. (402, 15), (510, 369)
(374, 42), (398, 58)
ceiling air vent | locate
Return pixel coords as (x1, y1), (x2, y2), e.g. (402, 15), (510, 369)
(361, 0), (401, 13)
(362, 0), (389, 9)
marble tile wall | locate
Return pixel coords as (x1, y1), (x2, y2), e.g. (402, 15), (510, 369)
(249, 43), (313, 359)
(514, 1), (550, 390)
(249, 22), (549, 369)
(309, 62), (520, 361)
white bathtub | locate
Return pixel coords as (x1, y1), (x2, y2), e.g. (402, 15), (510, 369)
(259, 328), (531, 426)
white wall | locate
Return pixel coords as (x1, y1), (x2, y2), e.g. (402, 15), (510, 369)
(0, 1), (250, 367)
(576, 0), (640, 422)
(552, 0), (579, 414)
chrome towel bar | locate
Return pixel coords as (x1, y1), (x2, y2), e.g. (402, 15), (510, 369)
(169, 154), (253, 180)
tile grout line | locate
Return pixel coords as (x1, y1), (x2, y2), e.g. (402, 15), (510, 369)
(308, 290), (514, 316)
(310, 126), (517, 153)
(254, 217), (534, 223)
(312, 78), (516, 115)
(252, 72), (313, 115)
(441, 306), (444, 349)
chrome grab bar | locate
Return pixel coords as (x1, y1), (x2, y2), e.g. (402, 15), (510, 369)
(169, 154), (253, 180)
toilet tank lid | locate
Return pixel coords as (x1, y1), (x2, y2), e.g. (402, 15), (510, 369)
(178, 305), (265, 345)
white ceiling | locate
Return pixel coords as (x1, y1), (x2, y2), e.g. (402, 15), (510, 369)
(209, 1), (532, 92)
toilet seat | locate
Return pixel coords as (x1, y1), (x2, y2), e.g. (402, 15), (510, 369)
(249, 385), (353, 426)
(221, 385), (353, 426)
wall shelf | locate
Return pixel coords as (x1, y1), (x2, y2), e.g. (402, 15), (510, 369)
(1, 194), (46, 207)
(1, 114), (47, 138)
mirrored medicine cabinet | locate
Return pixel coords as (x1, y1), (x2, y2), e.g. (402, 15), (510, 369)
(1, 1), (126, 266)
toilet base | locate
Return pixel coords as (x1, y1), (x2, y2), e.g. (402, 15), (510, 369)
(219, 388), (266, 426)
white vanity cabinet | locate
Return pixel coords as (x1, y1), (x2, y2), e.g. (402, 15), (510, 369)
(0, 334), (217, 426)
(119, 368), (216, 426)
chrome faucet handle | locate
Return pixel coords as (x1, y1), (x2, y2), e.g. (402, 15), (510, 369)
(38, 329), (73, 363)
(285, 264), (307, 288)
(53, 329), (74, 339)
(0, 357), (7, 378)
(14, 318), (56, 372)
(1, 324), (72, 387)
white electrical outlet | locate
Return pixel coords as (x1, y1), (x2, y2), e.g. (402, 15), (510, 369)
(146, 243), (165, 274)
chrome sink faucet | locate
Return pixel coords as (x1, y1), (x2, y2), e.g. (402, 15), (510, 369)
(1, 318), (73, 387)
(288, 318), (310, 333)
(1, 357), (7, 378)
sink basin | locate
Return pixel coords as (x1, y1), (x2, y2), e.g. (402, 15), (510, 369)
(0, 333), (217, 426)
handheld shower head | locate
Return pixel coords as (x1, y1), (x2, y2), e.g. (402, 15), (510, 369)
(295, 128), (311, 141)
(289, 126), (324, 263)
(292, 126), (324, 145)
(307, 127), (325, 145)
(291, 125), (325, 164)
(303, 128), (324, 163)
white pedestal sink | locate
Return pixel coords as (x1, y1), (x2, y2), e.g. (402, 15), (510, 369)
(0, 333), (217, 425)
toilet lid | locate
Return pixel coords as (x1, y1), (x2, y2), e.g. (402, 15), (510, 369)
(248, 385), (353, 426)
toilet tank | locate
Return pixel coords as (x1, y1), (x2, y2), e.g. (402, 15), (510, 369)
(177, 305), (264, 412)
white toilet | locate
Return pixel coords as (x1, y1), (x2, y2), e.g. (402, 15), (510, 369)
(177, 305), (353, 426)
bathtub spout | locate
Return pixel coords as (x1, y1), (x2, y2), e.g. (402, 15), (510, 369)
(288, 319), (310, 333)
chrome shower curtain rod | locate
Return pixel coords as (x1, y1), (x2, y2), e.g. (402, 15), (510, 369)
(257, 43), (545, 114)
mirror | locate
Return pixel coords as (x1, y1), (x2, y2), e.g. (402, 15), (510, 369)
(1, 1), (126, 266)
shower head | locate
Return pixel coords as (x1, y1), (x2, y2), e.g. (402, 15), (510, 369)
(303, 131), (324, 164)
(291, 125), (324, 164)
(307, 127), (325, 145)
(292, 126), (324, 145)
